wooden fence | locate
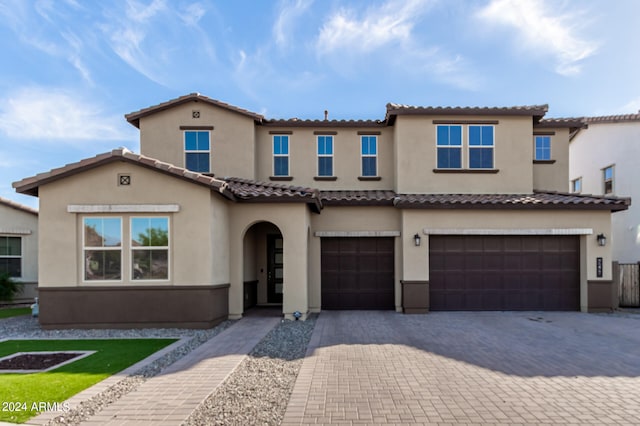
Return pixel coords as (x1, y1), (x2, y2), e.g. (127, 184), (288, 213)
(616, 263), (640, 307)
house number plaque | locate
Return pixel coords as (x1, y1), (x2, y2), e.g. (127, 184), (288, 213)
(596, 257), (603, 278)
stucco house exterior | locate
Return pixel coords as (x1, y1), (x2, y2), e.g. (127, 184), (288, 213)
(13, 93), (630, 328)
(569, 114), (640, 263)
(0, 196), (38, 303)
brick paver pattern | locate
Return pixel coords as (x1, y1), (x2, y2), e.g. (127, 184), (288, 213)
(283, 311), (640, 425)
(79, 316), (279, 426)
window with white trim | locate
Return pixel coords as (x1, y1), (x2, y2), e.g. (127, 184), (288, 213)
(0, 236), (21, 278)
(361, 136), (377, 176)
(83, 217), (122, 281)
(571, 177), (582, 193)
(273, 135), (289, 176)
(603, 165), (614, 194)
(468, 125), (494, 169)
(317, 135), (333, 176)
(131, 217), (169, 280)
(184, 130), (210, 173)
(535, 136), (551, 160)
(436, 125), (462, 168)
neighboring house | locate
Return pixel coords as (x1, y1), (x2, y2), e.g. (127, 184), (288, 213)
(0, 196), (38, 303)
(13, 93), (629, 329)
(569, 113), (640, 263)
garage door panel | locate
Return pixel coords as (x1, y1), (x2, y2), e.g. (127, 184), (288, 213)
(430, 235), (579, 311)
(321, 237), (395, 310)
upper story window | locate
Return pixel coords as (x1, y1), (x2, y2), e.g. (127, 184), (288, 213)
(361, 136), (377, 176)
(534, 136), (551, 160)
(184, 130), (210, 173)
(273, 135), (290, 177)
(468, 125), (494, 169)
(436, 125), (462, 169)
(571, 177), (582, 193)
(131, 217), (169, 281)
(0, 236), (22, 278)
(84, 217), (122, 281)
(317, 135), (334, 177)
(603, 165), (614, 194)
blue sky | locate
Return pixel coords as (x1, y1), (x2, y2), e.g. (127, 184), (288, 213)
(1, 0), (640, 208)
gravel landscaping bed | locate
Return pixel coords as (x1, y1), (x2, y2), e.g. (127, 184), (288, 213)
(184, 315), (317, 426)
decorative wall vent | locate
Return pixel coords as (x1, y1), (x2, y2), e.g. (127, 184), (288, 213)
(119, 175), (131, 186)
(192, 110), (200, 119)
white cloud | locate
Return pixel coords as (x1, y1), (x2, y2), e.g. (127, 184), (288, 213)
(273, 0), (313, 49)
(618, 97), (640, 114)
(476, 0), (598, 76)
(0, 88), (135, 143)
(316, 0), (434, 55)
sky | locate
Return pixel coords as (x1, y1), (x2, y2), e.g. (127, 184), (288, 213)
(1, 0), (640, 208)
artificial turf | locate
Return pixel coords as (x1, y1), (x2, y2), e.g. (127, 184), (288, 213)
(0, 307), (31, 319)
(0, 338), (177, 423)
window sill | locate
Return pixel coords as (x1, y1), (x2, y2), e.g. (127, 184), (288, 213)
(269, 176), (293, 181)
(432, 169), (499, 174)
(533, 160), (556, 164)
(314, 176), (338, 181)
(358, 176), (382, 181)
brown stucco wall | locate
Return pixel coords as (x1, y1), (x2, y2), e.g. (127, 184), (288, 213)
(533, 127), (571, 192)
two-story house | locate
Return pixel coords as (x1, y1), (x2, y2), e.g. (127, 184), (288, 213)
(0, 196), (38, 303)
(569, 114), (640, 263)
(13, 93), (629, 329)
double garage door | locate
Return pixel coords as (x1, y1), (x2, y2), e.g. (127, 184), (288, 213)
(429, 235), (580, 311)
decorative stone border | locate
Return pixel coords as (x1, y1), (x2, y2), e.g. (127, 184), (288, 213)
(0, 350), (96, 373)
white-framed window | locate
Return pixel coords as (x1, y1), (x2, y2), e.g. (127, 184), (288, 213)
(0, 236), (22, 278)
(534, 136), (551, 160)
(436, 125), (462, 169)
(468, 125), (494, 169)
(83, 217), (122, 281)
(317, 135), (333, 176)
(571, 177), (582, 193)
(273, 135), (290, 176)
(361, 136), (377, 176)
(131, 217), (169, 281)
(603, 165), (614, 194)
(184, 130), (210, 173)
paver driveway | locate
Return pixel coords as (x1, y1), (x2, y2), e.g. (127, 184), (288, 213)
(283, 311), (640, 425)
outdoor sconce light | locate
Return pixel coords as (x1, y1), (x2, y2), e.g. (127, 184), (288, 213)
(414, 233), (421, 247)
(597, 233), (607, 247)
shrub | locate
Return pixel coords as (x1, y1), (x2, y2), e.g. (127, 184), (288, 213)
(0, 273), (23, 302)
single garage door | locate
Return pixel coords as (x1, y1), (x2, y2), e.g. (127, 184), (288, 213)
(429, 235), (579, 311)
(321, 237), (395, 310)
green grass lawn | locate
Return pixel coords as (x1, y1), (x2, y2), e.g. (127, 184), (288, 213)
(0, 307), (31, 319)
(0, 338), (177, 423)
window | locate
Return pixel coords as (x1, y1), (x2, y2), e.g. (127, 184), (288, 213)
(84, 218), (122, 281)
(131, 217), (169, 280)
(361, 136), (377, 176)
(603, 165), (614, 194)
(535, 136), (551, 160)
(468, 126), (494, 169)
(0, 236), (21, 278)
(572, 177), (582, 193)
(184, 131), (210, 173)
(273, 135), (289, 176)
(317, 135), (333, 176)
(436, 125), (462, 168)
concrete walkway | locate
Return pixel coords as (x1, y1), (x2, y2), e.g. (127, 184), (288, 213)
(47, 315), (279, 426)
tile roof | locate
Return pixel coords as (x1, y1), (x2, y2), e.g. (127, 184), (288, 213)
(582, 114), (640, 124)
(12, 148), (234, 199)
(385, 103), (549, 123)
(0, 196), (38, 215)
(223, 177), (322, 212)
(263, 119), (386, 128)
(536, 117), (586, 128)
(125, 93), (264, 128)
(393, 191), (630, 211)
(320, 190), (397, 206)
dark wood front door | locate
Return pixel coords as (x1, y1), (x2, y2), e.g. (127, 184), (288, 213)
(267, 235), (284, 304)
(321, 237), (395, 310)
(429, 235), (580, 311)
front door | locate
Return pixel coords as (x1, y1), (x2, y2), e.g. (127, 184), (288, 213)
(267, 235), (284, 304)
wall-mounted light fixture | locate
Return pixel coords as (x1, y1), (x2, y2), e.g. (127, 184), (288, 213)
(597, 233), (607, 247)
(414, 233), (421, 247)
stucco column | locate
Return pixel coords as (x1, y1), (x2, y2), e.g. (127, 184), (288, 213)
(228, 228), (244, 320)
(282, 216), (310, 320)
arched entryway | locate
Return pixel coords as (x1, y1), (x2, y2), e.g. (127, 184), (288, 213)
(242, 221), (284, 311)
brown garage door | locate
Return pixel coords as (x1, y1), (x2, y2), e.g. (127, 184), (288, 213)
(429, 235), (579, 311)
(321, 237), (395, 310)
